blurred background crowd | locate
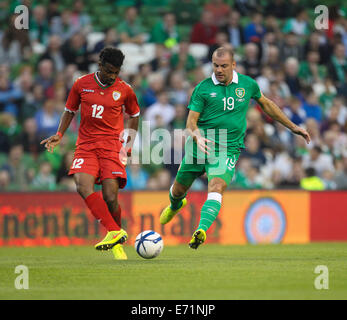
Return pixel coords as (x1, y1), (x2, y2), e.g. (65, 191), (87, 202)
(0, 0), (347, 192)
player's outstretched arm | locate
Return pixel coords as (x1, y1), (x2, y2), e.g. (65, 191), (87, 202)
(256, 93), (311, 144)
(40, 110), (75, 153)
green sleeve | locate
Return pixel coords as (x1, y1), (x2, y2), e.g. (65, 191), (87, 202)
(187, 84), (205, 113)
(251, 79), (262, 100)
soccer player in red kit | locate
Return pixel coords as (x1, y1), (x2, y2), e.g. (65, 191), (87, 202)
(41, 47), (140, 260)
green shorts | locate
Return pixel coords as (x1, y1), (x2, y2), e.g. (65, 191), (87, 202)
(175, 151), (241, 187)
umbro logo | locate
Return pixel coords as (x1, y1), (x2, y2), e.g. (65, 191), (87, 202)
(83, 89), (94, 92)
(112, 171), (123, 175)
(210, 92), (217, 97)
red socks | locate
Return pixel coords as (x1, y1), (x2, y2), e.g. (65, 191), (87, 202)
(85, 192), (120, 231)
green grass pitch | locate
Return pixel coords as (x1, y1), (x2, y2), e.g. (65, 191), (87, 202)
(0, 243), (346, 300)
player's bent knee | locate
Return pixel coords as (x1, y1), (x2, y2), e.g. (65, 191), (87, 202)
(208, 178), (227, 194)
(75, 183), (94, 199)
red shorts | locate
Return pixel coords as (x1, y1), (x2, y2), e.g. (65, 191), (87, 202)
(68, 147), (127, 188)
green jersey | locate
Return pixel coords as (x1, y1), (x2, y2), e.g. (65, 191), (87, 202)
(186, 71), (261, 159)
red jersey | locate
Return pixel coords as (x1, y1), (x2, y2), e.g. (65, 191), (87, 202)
(65, 72), (140, 151)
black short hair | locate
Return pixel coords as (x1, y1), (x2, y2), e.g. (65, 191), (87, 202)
(99, 47), (125, 68)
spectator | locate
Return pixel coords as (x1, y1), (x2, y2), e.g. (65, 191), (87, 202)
(334, 153), (347, 189)
(39, 35), (65, 72)
(328, 43), (347, 88)
(240, 133), (267, 168)
(300, 167), (325, 190)
(298, 50), (327, 87)
(304, 118), (322, 147)
(17, 117), (44, 157)
(241, 42), (261, 78)
(1, 144), (35, 190)
(0, 14), (31, 65)
(0, 75), (23, 116)
(56, 150), (75, 191)
(256, 66), (274, 95)
(118, 7), (148, 45)
(220, 10), (245, 49)
(284, 96), (306, 126)
(142, 72), (165, 107)
(267, 81), (287, 110)
(280, 32), (304, 61)
(92, 28), (120, 60)
(29, 5), (50, 46)
(169, 104), (187, 130)
(190, 10), (218, 46)
(207, 32), (230, 62)
(144, 91), (176, 127)
(46, 0), (60, 24)
(35, 59), (55, 96)
(171, 0), (199, 26)
(35, 99), (60, 138)
(125, 163), (149, 190)
(170, 41), (197, 73)
(21, 83), (45, 121)
(150, 13), (180, 48)
(302, 90), (323, 123)
(50, 9), (80, 42)
(70, 0), (92, 35)
(167, 72), (189, 106)
(61, 32), (91, 72)
(265, 0), (288, 19)
(243, 11), (266, 43)
(282, 8), (310, 36)
(284, 57), (301, 96)
(234, 0), (260, 16)
(203, 0), (231, 26)
(302, 145), (334, 177)
(263, 45), (281, 72)
(0, 169), (10, 191)
(304, 31), (331, 65)
(32, 161), (56, 191)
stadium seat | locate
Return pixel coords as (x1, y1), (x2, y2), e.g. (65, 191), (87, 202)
(189, 43), (209, 61)
(86, 32), (105, 51)
(140, 43), (156, 61)
(118, 43), (141, 56)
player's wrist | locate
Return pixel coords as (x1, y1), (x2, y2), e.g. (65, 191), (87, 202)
(56, 131), (63, 139)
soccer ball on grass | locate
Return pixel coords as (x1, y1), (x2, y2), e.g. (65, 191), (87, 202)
(135, 230), (164, 259)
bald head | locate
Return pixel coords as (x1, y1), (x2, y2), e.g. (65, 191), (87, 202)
(213, 46), (235, 62)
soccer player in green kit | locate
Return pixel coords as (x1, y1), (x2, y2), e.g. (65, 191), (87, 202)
(160, 47), (311, 249)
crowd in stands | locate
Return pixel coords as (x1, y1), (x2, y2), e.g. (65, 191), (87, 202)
(0, 0), (347, 192)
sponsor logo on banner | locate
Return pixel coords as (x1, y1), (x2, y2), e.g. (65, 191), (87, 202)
(244, 198), (286, 244)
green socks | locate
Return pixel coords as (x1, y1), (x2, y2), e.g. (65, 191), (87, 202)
(197, 193), (222, 232)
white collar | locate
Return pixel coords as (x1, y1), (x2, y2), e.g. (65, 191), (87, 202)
(212, 70), (239, 85)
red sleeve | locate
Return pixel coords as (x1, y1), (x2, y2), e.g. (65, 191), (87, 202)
(65, 79), (81, 112)
(124, 86), (140, 117)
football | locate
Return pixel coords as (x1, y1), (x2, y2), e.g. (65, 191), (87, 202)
(135, 230), (164, 259)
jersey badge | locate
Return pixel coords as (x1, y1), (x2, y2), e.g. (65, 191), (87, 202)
(112, 91), (121, 101)
(235, 88), (245, 98)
